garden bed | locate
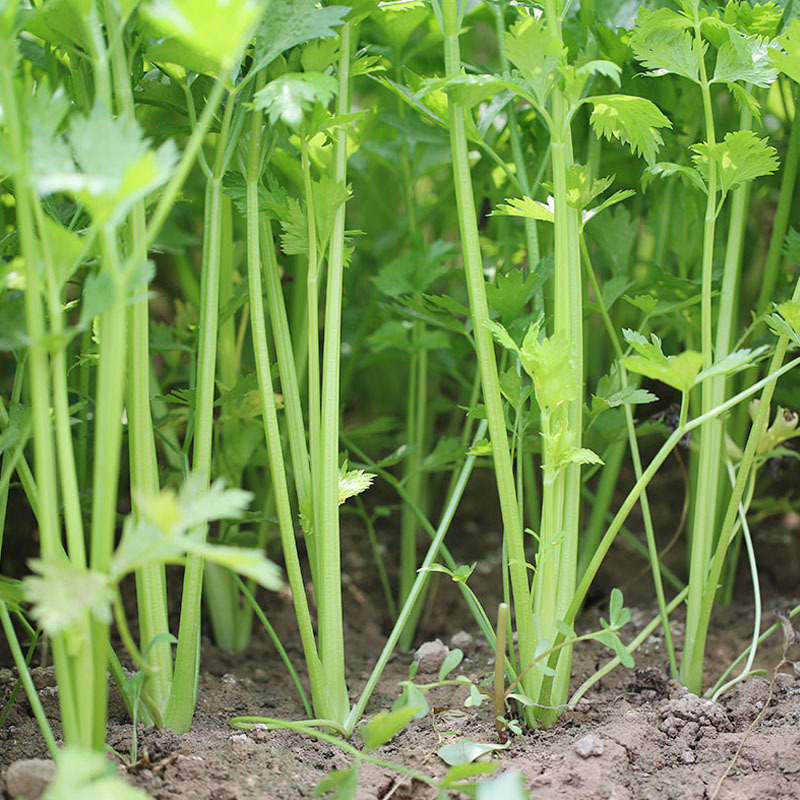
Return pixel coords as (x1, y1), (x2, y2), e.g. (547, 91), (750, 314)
(2, 518), (798, 800)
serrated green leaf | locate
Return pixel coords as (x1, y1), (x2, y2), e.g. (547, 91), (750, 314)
(338, 467), (375, 504)
(691, 130), (779, 196)
(776, 301), (800, 337)
(712, 28), (777, 86)
(190, 543), (284, 590)
(37, 103), (177, 226)
(588, 95), (671, 165)
(422, 436), (464, 471)
(695, 346), (767, 383)
(486, 268), (538, 323)
(562, 167), (614, 211)
(623, 350), (704, 393)
(437, 740), (507, 767)
(253, 0), (348, 75)
(623, 328), (668, 364)
(143, 0), (262, 74)
(642, 161), (707, 194)
(583, 189), (637, 227)
(432, 73), (509, 110)
(360, 705), (420, 752)
(725, 0), (782, 38)
(23, 560), (113, 635)
(493, 196), (554, 224)
(727, 81), (763, 123)
(504, 16), (565, 107)
(313, 765), (359, 799)
(630, 12), (702, 84)
(783, 228), (800, 264)
(254, 72), (339, 127)
(770, 20), (800, 84)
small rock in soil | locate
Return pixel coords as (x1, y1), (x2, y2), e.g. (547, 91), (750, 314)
(228, 733), (257, 755)
(449, 630), (475, 656)
(574, 734), (604, 758)
(5, 758), (56, 799)
(414, 639), (449, 674)
(681, 750), (696, 764)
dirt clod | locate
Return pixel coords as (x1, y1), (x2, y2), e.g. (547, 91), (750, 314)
(574, 734), (604, 758)
(449, 631), (475, 656)
(4, 758), (56, 799)
(413, 639), (449, 674)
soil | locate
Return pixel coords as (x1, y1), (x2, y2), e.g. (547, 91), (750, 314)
(1, 476), (799, 799)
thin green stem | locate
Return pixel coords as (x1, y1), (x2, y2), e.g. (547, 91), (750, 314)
(440, 0), (534, 721)
(0, 602), (58, 759)
(317, 21), (354, 724)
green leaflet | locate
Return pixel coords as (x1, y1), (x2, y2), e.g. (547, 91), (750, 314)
(587, 95), (671, 165)
(143, 0), (263, 75)
(691, 130), (779, 198)
(254, 72), (339, 128)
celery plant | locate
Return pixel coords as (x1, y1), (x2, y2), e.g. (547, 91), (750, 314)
(629, 0), (790, 693)
(434, 0), (669, 725)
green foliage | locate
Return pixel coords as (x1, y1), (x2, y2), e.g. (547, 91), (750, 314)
(503, 16), (565, 107)
(254, 73), (339, 127)
(770, 20), (800, 83)
(360, 705), (420, 752)
(691, 131), (779, 199)
(143, 0), (263, 74)
(253, 0), (349, 74)
(437, 739), (507, 766)
(34, 103), (177, 227)
(587, 95), (671, 165)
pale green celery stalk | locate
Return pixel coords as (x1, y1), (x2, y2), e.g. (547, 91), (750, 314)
(713, 100), (753, 607)
(581, 236), (677, 676)
(397, 78), (428, 651)
(528, 0), (584, 725)
(439, 0), (536, 722)
(102, 0), (172, 712)
(344, 420), (491, 734)
(260, 219), (311, 503)
(317, 21), (353, 724)
(493, 0), (543, 550)
(86, 230), (130, 747)
(300, 123), (322, 585)
(165, 93), (237, 732)
(244, 88), (326, 717)
(680, 16), (722, 694)
(0, 46), (84, 746)
(205, 192), (254, 653)
(492, 5), (540, 283)
(689, 274), (800, 690)
(31, 197), (86, 567)
(578, 439), (624, 578)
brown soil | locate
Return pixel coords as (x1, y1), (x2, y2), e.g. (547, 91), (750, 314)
(1, 475), (799, 799)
